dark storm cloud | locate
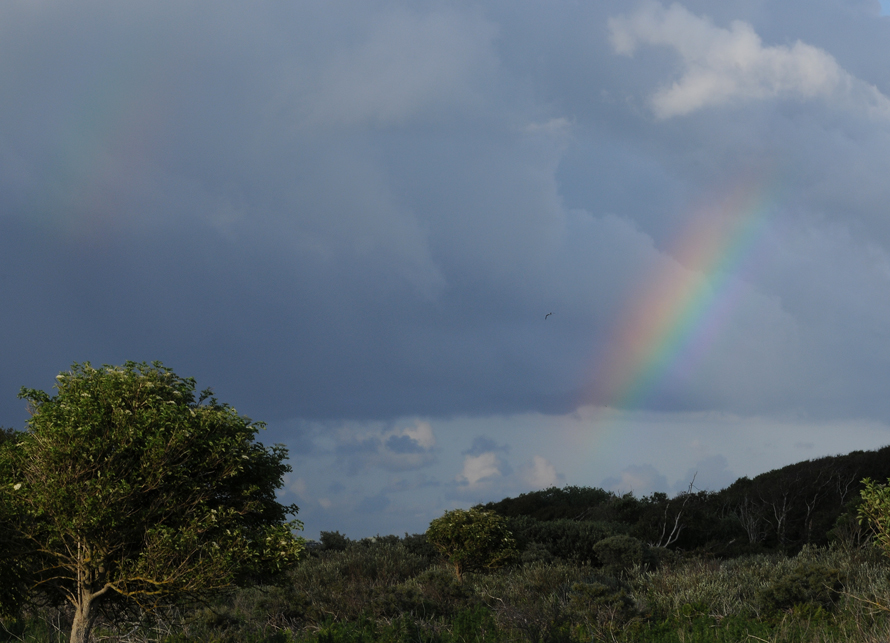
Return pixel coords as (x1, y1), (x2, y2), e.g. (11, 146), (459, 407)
(2, 0), (890, 441)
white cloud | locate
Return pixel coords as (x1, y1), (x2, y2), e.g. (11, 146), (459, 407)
(404, 421), (436, 449)
(521, 455), (560, 489)
(334, 420), (438, 474)
(602, 463), (669, 495)
(288, 476), (309, 499)
(457, 452), (502, 486)
(523, 117), (573, 138)
(609, 2), (890, 119)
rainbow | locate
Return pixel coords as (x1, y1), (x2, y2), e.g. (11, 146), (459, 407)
(587, 176), (776, 412)
(30, 60), (169, 245)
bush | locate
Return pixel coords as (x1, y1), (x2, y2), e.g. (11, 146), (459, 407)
(519, 542), (557, 565)
(319, 531), (351, 552)
(287, 540), (431, 623)
(426, 508), (518, 580)
(408, 567), (477, 617)
(472, 562), (584, 642)
(568, 577), (639, 640)
(508, 516), (627, 564)
(756, 562), (846, 614)
(593, 535), (644, 576)
(401, 532), (439, 562)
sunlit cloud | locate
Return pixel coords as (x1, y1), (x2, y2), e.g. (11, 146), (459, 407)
(609, 2), (890, 118)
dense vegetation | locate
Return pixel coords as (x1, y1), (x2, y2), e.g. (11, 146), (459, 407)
(483, 445), (890, 555)
(4, 441), (890, 641)
(0, 363), (305, 643)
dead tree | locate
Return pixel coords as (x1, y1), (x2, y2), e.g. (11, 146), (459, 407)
(649, 475), (697, 549)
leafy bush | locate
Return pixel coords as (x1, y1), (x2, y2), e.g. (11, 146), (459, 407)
(568, 576), (639, 640)
(472, 562), (584, 642)
(827, 499), (869, 551)
(508, 516), (627, 564)
(318, 531), (351, 552)
(593, 535), (644, 576)
(287, 540), (431, 623)
(451, 606), (504, 643)
(756, 562), (846, 614)
(520, 541), (557, 565)
(642, 546), (678, 571)
(401, 532), (439, 563)
(407, 567), (477, 617)
(426, 508), (518, 580)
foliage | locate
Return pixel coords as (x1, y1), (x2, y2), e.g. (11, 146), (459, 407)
(0, 427), (34, 619)
(3, 540), (890, 642)
(593, 535), (644, 576)
(7, 427), (890, 641)
(483, 486), (616, 521)
(0, 362), (305, 643)
(507, 516), (626, 565)
(286, 538), (434, 623)
(756, 562), (846, 614)
(857, 477), (890, 556)
(400, 532), (439, 563)
(568, 577), (639, 641)
(488, 447), (890, 553)
(318, 531), (351, 552)
(827, 498), (869, 550)
(426, 508), (518, 580)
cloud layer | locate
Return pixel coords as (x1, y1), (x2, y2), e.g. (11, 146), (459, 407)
(2, 0), (890, 537)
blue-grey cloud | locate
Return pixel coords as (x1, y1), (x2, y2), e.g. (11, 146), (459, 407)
(3, 0), (890, 538)
(674, 455), (736, 494)
(357, 493), (391, 515)
(602, 464), (670, 496)
(463, 437), (510, 456)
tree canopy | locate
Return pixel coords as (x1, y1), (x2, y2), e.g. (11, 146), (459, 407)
(0, 361), (305, 643)
(426, 508), (517, 581)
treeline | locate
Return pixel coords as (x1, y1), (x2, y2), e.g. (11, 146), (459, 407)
(481, 445), (890, 558)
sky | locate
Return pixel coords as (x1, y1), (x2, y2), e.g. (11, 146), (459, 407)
(3, 0), (890, 539)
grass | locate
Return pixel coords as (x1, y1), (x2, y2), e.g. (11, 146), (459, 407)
(4, 544), (890, 642)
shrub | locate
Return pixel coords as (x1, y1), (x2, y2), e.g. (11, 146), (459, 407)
(593, 535), (644, 576)
(426, 508), (518, 581)
(520, 542), (557, 565)
(568, 577), (639, 640)
(408, 567), (477, 617)
(401, 532), (439, 562)
(756, 562), (846, 614)
(472, 562), (584, 642)
(287, 541), (431, 623)
(451, 606), (504, 642)
(508, 516), (627, 564)
(858, 478), (890, 556)
(319, 531), (351, 552)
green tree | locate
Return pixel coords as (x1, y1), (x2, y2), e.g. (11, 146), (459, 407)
(0, 362), (305, 643)
(426, 508), (517, 581)
(0, 427), (33, 618)
(858, 477), (890, 556)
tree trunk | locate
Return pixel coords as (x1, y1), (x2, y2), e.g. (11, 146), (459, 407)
(70, 594), (97, 643)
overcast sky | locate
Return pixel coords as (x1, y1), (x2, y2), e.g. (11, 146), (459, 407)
(3, 0), (890, 538)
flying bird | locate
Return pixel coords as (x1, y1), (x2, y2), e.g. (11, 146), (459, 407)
(545, 312), (553, 320)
